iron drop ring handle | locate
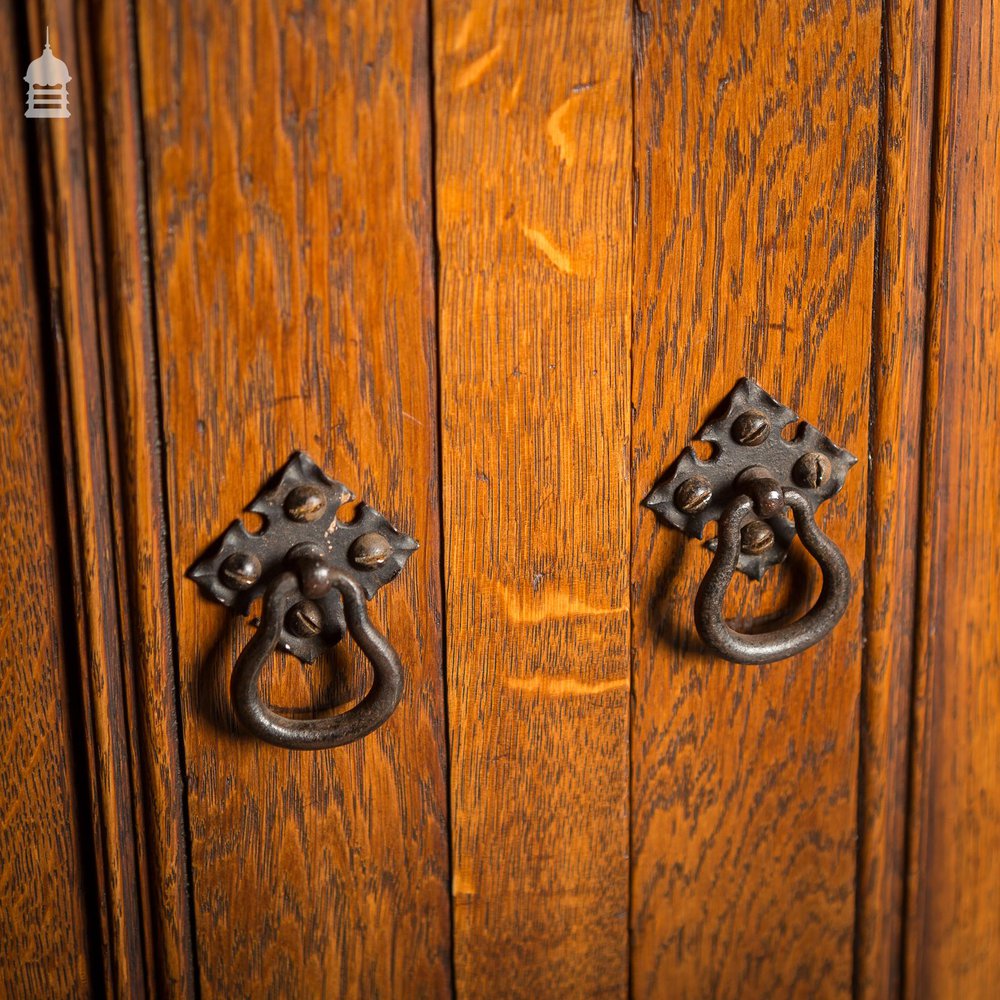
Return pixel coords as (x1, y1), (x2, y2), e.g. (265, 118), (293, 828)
(694, 486), (852, 664)
(231, 566), (403, 750)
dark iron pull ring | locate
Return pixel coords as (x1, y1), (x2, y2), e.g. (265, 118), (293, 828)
(231, 567), (403, 750)
(694, 486), (852, 664)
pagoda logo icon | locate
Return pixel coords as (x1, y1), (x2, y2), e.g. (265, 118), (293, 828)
(24, 27), (71, 119)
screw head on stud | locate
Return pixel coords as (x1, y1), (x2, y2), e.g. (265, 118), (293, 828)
(219, 552), (262, 590)
(674, 476), (714, 514)
(741, 520), (775, 555)
(793, 451), (832, 489)
(349, 532), (392, 569)
(284, 484), (327, 522)
(732, 409), (771, 446)
(286, 600), (323, 638)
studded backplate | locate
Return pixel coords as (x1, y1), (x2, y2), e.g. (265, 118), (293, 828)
(643, 378), (857, 579)
(188, 452), (417, 662)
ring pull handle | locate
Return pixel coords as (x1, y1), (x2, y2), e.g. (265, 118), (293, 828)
(694, 482), (852, 664)
(188, 452), (417, 750)
(231, 566), (403, 750)
(644, 378), (858, 665)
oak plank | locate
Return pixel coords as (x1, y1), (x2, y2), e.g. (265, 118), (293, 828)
(27, 6), (150, 992)
(433, 3), (633, 996)
(630, 2), (880, 995)
(135, 1), (452, 994)
(0, 11), (93, 997)
(27, 0), (199, 990)
(906, 2), (1000, 994)
(81, 0), (199, 991)
(856, 0), (937, 994)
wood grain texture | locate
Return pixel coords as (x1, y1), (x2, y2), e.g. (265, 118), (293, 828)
(433, 3), (633, 996)
(630, 2), (880, 996)
(81, 0), (198, 991)
(27, 5), (150, 993)
(135, 1), (452, 994)
(0, 10), (93, 996)
(856, 0), (937, 995)
(906, 1), (1000, 994)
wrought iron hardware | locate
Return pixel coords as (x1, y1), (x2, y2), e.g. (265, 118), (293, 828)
(188, 452), (416, 749)
(643, 378), (855, 664)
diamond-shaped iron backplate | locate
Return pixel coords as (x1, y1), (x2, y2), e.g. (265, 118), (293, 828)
(188, 452), (417, 662)
(643, 378), (857, 579)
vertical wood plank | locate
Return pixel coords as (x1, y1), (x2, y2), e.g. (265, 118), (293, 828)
(856, 0), (937, 994)
(27, 4), (150, 992)
(0, 11), (93, 996)
(433, 3), (633, 996)
(630, 2), (880, 995)
(43, 0), (203, 996)
(26, 0), (200, 990)
(81, 0), (198, 991)
(135, 1), (452, 995)
(906, 2), (1000, 994)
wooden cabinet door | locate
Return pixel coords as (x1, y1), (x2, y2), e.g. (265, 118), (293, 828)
(136, 2), (452, 995)
(3, 1), (999, 998)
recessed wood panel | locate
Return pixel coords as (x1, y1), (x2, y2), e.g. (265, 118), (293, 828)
(433, 2), (634, 995)
(135, 2), (451, 994)
(630, 2), (880, 995)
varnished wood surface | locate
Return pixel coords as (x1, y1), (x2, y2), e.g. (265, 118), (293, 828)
(27, 5), (150, 993)
(0, 10), (92, 997)
(856, 0), (937, 995)
(80, 0), (198, 991)
(906, 1), (1000, 994)
(433, 2), (633, 995)
(135, 0), (452, 995)
(13, 0), (1000, 992)
(629, 2), (880, 995)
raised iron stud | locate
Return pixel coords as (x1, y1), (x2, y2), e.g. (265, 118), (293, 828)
(286, 600), (324, 638)
(741, 520), (775, 555)
(731, 409), (771, 446)
(674, 476), (714, 514)
(793, 451), (832, 489)
(220, 552), (262, 590)
(350, 532), (392, 569)
(284, 484), (327, 522)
